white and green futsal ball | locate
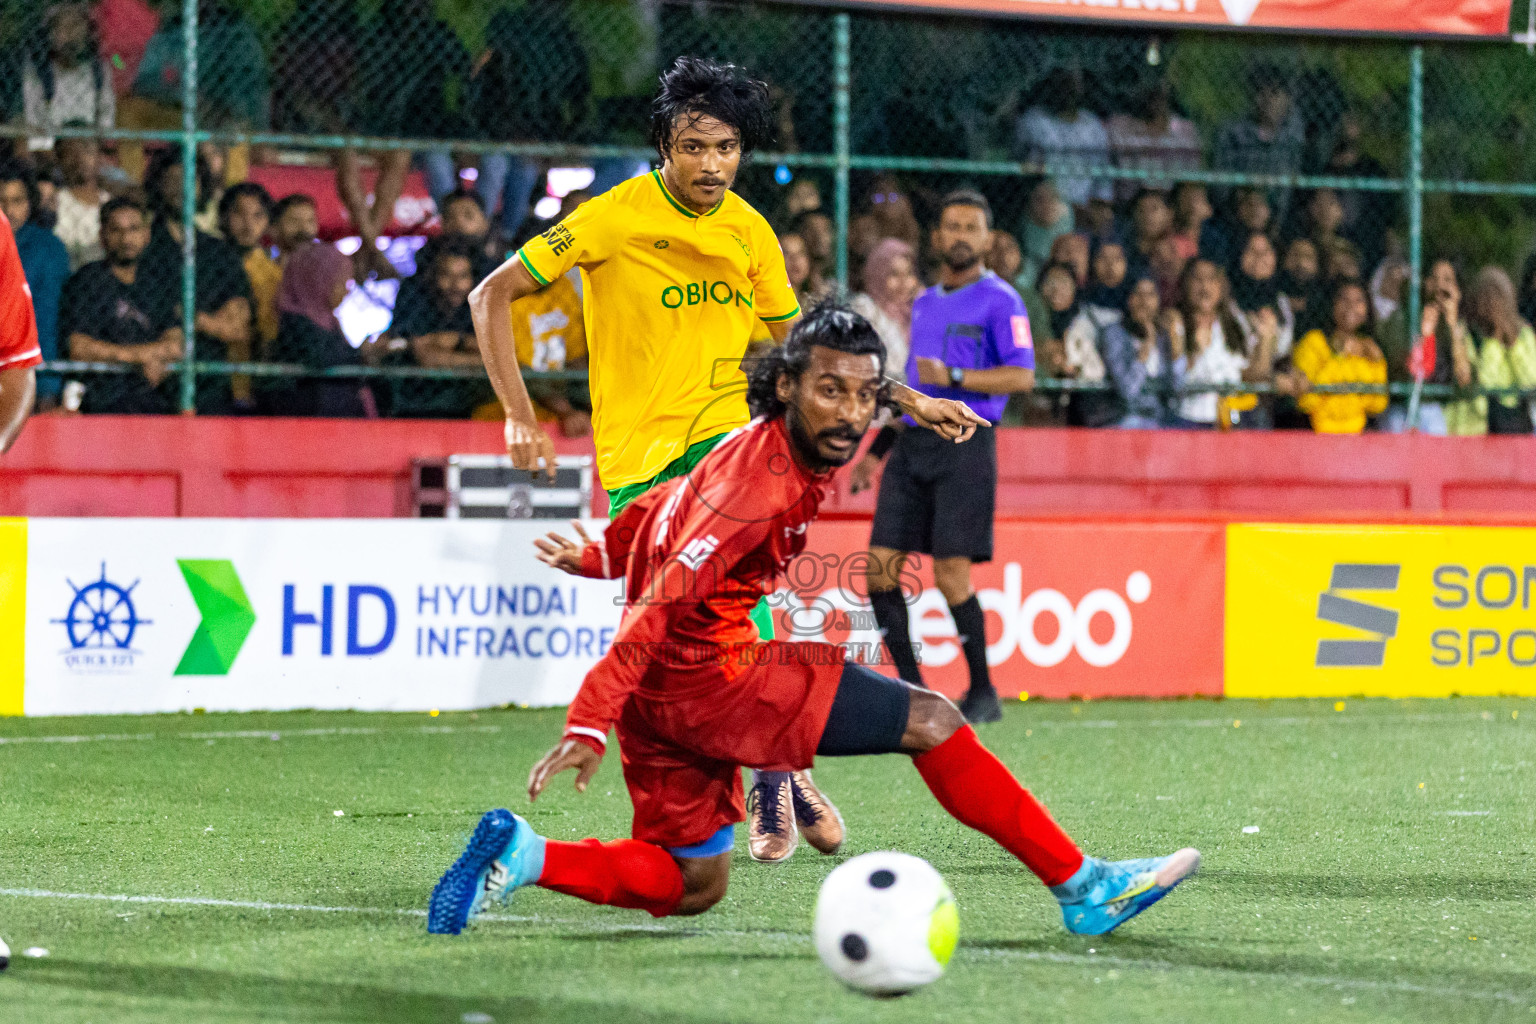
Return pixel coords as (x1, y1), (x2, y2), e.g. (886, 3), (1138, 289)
(813, 851), (959, 996)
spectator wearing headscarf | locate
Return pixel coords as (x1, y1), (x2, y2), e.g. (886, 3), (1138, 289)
(1083, 238), (1130, 316)
(266, 243), (380, 417)
(1228, 231), (1294, 360)
(850, 238), (918, 383)
(1468, 266), (1536, 435)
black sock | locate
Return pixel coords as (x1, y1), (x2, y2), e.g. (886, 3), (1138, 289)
(950, 595), (994, 696)
(870, 588), (924, 686)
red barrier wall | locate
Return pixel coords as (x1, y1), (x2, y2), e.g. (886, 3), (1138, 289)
(3, 415), (1534, 519)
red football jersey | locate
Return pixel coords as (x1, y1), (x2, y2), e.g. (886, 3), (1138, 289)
(568, 417), (830, 740)
(0, 217), (41, 372)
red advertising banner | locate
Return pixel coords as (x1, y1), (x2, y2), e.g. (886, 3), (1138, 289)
(817, 0), (1512, 38)
(770, 520), (1226, 701)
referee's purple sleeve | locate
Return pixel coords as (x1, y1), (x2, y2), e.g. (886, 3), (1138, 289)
(990, 290), (1035, 371)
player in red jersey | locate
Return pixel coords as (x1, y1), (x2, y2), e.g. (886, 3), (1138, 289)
(0, 215), (40, 454)
(428, 307), (1199, 936)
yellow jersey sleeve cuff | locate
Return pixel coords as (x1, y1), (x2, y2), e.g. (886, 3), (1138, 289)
(759, 306), (801, 324)
(516, 248), (553, 288)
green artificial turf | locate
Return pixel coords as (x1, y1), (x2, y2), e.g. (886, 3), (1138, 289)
(1, 698), (1533, 1023)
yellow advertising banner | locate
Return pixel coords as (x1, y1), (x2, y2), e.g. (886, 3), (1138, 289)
(1226, 524), (1536, 698)
(0, 518), (25, 716)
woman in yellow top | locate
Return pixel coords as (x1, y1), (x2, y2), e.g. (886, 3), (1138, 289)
(1291, 278), (1388, 433)
(1468, 267), (1536, 435)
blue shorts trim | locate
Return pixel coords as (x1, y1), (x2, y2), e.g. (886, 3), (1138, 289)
(667, 825), (735, 859)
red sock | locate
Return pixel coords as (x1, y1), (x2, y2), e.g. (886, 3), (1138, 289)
(913, 725), (1084, 886)
(537, 838), (684, 918)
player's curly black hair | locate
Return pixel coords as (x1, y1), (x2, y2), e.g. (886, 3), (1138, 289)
(745, 305), (890, 420)
(649, 56), (774, 160)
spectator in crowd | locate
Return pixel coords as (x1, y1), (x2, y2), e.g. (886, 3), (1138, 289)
(1204, 187), (1272, 269)
(267, 242), (381, 417)
(52, 130), (110, 269)
(466, 4), (590, 244)
(93, 0), (161, 97)
(791, 209), (835, 290)
(1049, 232), (1090, 289)
(1290, 277), (1388, 434)
(1279, 237), (1324, 336)
(1106, 80), (1201, 204)
(1322, 238), (1364, 286)
(217, 182), (279, 352)
(1127, 189), (1174, 273)
(384, 238), (495, 420)
(1228, 231), (1294, 360)
(848, 175), (922, 266)
(1034, 258), (1118, 426)
(0, 161), (69, 406)
(1518, 252), (1536, 327)
(1213, 64), (1305, 223)
(1318, 114), (1391, 266)
(1014, 67), (1112, 215)
(1170, 182), (1215, 263)
(986, 231), (1023, 291)
(784, 178), (823, 221)
(1468, 266), (1536, 435)
(420, 190), (498, 281)
(1018, 177), (1074, 286)
(141, 148), (252, 412)
(779, 228), (831, 310)
(1377, 258), (1481, 435)
(61, 196), (181, 413)
(270, 193), (318, 269)
(21, 3), (116, 151)
(1299, 188), (1353, 264)
(1099, 272), (1187, 429)
(1370, 256), (1409, 324)
(1083, 238), (1130, 314)
(1148, 233), (1188, 310)
(1165, 258), (1267, 428)
(850, 237), (919, 383)
(121, 0), (268, 183)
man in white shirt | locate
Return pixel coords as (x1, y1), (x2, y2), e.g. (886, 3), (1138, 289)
(1014, 68), (1112, 216)
(21, 3), (116, 151)
(52, 131), (111, 270)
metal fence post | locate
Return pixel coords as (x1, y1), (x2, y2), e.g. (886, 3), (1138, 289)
(832, 12), (851, 296)
(178, 0), (199, 413)
(1404, 44), (1425, 432)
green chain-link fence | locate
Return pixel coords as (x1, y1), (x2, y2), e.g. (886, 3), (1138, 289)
(3, 0), (1534, 425)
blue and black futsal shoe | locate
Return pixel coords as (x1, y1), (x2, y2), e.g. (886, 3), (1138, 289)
(1052, 847), (1201, 935)
(427, 809), (546, 935)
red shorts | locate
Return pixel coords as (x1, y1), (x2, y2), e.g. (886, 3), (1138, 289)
(615, 641), (844, 849)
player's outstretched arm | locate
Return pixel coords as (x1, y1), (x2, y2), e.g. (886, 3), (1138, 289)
(470, 257), (558, 479)
(534, 521), (596, 576)
(885, 378), (992, 443)
(528, 737), (603, 802)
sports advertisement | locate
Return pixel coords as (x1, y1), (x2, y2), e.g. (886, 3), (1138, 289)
(1226, 523), (1536, 697)
(778, 520), (1227, 700)
(13, 519), (624, 716)
(813, 0), (1514, 37)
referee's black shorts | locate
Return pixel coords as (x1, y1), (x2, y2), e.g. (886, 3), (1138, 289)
(869, 424), (996, 562)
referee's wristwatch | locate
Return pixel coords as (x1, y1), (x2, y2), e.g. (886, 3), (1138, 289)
(947, 365), (966, 389)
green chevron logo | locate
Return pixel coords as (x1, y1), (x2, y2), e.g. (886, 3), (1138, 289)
(174, 560), (256, 676)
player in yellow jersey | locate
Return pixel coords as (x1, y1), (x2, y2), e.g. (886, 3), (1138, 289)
(469, 57), (987, 865)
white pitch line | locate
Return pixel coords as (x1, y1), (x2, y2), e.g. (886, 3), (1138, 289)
(0, 888), (1529, 1008)
(0, 724), (504, 747)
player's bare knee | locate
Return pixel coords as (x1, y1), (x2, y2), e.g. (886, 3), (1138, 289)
(672, 853), (730, 916)
(901, 688), (965, 753)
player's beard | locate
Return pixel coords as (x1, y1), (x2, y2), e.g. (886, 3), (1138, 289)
(785, 404), (865, 472)
(943, 242), (980, 272)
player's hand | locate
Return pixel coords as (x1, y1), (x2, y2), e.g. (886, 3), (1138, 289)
(505, 415), (558, 480)
(534, 520), (594, 576)
(848, 452), (881, 495)
(914, 357), (949, 388)
(906, 393), (990, 443)
(528, 737), (602, 802)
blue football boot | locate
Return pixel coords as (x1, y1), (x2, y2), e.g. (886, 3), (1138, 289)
(428, 809), (546, 935)
(1052, 847), (1200, 936)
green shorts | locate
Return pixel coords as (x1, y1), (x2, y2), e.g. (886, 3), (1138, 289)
(605, 430), (774, 640)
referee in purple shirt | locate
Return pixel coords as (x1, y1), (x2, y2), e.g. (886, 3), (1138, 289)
(854, 190), (1036, 723)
